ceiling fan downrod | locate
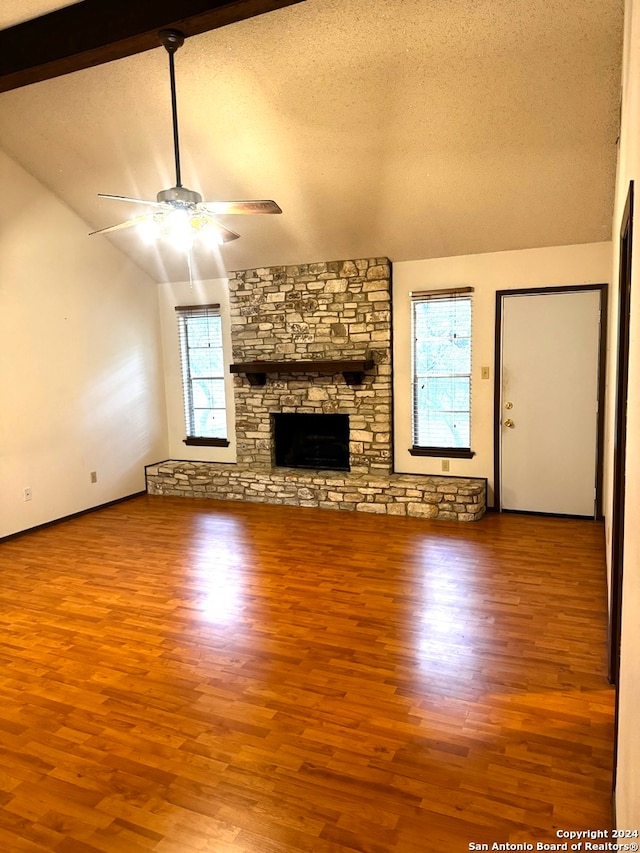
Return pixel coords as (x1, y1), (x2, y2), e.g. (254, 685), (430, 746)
(159, 29), (186, 191)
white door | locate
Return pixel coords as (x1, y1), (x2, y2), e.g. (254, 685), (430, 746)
(499, 289), (601, 516)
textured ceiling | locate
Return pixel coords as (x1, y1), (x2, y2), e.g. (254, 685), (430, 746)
(0, 0), (82, 28)
(0, 0), (624, 282)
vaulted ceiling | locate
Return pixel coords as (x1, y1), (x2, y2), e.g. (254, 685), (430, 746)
(0, 0), (624, 282)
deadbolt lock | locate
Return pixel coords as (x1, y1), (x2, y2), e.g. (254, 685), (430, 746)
(504, 401), (513, 409)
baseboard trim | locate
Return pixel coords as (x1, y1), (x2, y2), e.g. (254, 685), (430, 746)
(0, 491), (146, 543)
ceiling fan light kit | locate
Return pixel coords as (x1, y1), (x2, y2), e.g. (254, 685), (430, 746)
(90, 28), (281, 252)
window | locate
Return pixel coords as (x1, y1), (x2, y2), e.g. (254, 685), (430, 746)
(410, 287), (474, 458)
(176, 304), (229, 447)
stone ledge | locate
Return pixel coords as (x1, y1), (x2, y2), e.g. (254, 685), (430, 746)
(145, 461), (486, 522)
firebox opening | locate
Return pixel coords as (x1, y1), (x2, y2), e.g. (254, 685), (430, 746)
(272, 413), (350, 472)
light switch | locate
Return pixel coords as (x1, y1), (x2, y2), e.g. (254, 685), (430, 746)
(481, 366), (490, 380)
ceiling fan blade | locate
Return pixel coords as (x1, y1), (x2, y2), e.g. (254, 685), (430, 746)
(189, 212), (241, 243)
(212, 222), (242, 243)
(199, 200), (282, 215)
(89, 214), (152, 236)
(98, 193), (162, 207)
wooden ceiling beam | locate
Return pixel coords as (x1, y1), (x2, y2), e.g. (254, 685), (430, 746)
(0, 0), (304, 93)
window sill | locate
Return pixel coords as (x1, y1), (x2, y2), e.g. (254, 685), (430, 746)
(409, 446), (475, 459)
(183, 437), (230, 447)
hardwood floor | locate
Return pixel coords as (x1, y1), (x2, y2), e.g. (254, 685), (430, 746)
(0, 496), (614, 852)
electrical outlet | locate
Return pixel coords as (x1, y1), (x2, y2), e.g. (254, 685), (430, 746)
(441, 460), (450, 472)
(24, 488), (32, 501)
(90, 471), (98, 484)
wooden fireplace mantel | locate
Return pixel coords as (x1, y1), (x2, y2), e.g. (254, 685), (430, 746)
(229, 358), (375, 387)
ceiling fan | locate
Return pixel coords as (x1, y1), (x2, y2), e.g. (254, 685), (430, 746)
(90, 29), (281, 250)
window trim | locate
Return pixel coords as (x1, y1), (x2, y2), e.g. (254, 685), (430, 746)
(409, 446), (475, 458)
(175, 303), (229, 446)
(183, 436), (230, 448)
(410, 287), (474, 456)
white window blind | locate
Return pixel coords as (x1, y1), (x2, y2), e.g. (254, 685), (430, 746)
(411, 288), (473, 452)
(176, 304), (228, 442)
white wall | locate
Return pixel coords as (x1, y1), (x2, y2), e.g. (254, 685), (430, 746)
(392, 242), (612, 504)
(158, 278), (237, 463)
(608, 0), (640, 827)
(0, 149), (168, 538)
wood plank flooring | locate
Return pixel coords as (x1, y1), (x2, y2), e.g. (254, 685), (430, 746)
(0, 496), (614, 852)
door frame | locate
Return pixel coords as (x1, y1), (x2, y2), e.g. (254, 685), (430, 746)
(609, 182), (633, 689)
(493, 283), (608, 516)
(610, 179), (634, 812)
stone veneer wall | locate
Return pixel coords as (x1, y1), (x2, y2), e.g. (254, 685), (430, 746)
(228, 258), (392, 474)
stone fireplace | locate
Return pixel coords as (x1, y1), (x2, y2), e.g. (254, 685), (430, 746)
(146, 256), (486, 521)
(228, 258), (391, 474)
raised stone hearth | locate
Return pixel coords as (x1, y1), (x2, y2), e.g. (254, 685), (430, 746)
(145, 462), (486, 522)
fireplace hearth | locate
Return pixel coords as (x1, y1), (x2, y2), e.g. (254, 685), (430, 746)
(272, 413), (350, 472)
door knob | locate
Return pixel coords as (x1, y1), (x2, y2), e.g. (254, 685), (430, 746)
(504, 418), (515, 428)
